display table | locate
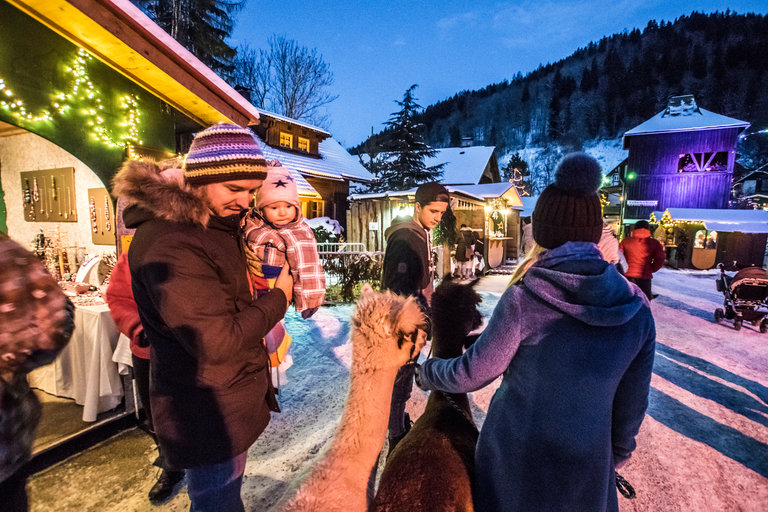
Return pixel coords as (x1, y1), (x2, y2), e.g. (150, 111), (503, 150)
(28, 304), (123, 422)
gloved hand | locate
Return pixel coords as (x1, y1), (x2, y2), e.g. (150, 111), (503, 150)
(301, 307), (318, 319)
(414, 363), (429, 391)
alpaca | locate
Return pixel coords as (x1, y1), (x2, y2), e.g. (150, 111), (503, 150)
(279, 285), (426, 512)
(372, 278), (483, 512)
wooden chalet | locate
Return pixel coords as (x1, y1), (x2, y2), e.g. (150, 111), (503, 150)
(620, 95), (749, 222)
(347, 146), (524, 269)
(618, 95), (768, 269)
(252, 110), (373, 231)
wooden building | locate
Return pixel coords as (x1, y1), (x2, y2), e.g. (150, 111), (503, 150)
(252, 110), (372, 230)
(620, 95), (749, 222)
(650, 208), (768, 269)
(347, 146), (503, 251)
(348, 182), (522, 269)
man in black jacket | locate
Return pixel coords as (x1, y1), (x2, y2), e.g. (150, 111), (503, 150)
(114, 123), (291, 512)
(381, 182), (449, 450)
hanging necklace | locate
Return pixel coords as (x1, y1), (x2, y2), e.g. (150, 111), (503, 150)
(24, 178), (31, 203)
(90, 196), (98, 233)
(32, 177), (40, 202)
(104, 195), (111, 232)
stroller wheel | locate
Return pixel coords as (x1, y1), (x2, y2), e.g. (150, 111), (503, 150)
(714, 308), (724, 323)
(761, 319), (768, 334)
(733, 318), (743, 331)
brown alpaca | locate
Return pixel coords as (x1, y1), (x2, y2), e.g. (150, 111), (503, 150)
(372, 279), (483, 512)
(279, 285), (426, 512)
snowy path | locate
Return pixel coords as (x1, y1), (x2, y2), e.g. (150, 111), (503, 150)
(28, 269), (768, 511)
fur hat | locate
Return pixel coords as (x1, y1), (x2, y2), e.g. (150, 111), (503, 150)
(532, 152), (603, 249)
(183, 123), (268, 185)
(415, 182), (450, 206)
(256, 160), (300, 210)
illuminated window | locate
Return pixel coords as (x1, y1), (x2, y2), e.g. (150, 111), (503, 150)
(298, 137), (310, 152)
(694, 229), (718, 249)
(279, 132), (293, 148)
(678, 152), (728, 173)
(306, 200), (324, 219)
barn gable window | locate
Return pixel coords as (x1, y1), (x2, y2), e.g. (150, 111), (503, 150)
(279, 132), (293, 148)
(677, 152), (728, 173)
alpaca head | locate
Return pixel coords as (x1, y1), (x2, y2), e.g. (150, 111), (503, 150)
(429, 277), (483, 359)
(350, 284), (426, 374)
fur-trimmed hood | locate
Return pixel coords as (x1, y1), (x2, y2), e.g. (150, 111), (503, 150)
(112, 159), (211, 227)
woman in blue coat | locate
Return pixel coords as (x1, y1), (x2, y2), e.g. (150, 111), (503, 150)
(416, 153), (655, 512)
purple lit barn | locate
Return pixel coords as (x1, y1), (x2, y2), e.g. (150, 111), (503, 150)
(618, 95), (768, 269)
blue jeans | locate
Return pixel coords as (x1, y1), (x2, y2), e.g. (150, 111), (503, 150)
(187, 451), (247, 512)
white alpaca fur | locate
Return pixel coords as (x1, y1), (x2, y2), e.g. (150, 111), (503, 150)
(279, 285), (425, 511)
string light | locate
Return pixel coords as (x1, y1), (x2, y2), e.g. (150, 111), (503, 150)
(0, 48), (142, 148)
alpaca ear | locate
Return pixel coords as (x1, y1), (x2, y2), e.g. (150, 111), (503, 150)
(468, 277), (481, 288)
(360, 283), (374, 298)
(395, 297), (426, 336)
(441, 274), (454, 284)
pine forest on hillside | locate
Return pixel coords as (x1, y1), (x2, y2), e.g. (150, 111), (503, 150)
(354, 11), (768, 181)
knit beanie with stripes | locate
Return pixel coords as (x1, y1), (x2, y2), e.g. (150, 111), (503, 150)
(183, 123), (268, 185)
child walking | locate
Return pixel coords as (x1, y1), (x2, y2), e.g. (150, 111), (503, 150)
(243, 161), (325, 379)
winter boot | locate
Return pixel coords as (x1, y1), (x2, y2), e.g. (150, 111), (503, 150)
(148, 469), (185, 504)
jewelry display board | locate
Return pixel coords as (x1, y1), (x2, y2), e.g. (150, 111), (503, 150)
(88, 187), (116, 245)
(21, 168), (77, 222)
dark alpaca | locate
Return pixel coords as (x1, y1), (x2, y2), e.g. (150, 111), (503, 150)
(372, 278), (483, 512)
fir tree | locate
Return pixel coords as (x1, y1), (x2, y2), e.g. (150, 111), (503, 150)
(377, 85), (444, 191)
(503, 153), (531, 196)
(132, 0), (243, 78)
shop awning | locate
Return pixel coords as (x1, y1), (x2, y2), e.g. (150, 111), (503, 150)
(651, 208), (768, 233)
(8, 0), (260, 127)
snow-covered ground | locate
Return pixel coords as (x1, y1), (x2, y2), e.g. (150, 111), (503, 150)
(29, 268), (768, 511)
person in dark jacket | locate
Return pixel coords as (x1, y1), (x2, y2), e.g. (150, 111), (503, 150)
(620, 220), (665, 300)
(416, 153), (655, 512)
(454, 224), (477, 279)
(113, 123), (292, 512)
(105, 250), (184, 503)
(380, 181), (449, 452)
(0, 234), (74, 512)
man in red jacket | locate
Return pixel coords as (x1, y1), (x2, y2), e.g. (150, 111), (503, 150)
(620, 220), (666, 300)
(105, 253), (184, 504)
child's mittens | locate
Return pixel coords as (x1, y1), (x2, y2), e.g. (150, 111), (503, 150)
(301, 308), (318, 319)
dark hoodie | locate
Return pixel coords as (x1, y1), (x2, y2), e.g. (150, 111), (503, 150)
(113, 161), (287, 470)
(419, 242), (655, 511)
(382, 217), (433, 309)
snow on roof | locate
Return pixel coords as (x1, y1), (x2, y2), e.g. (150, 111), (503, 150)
(652, 208), (768, 233)
(624, 107), (749, 138)
(258, 136), (373, 183)
(350, 182), (520, 203)
(423, 146), (497, 184)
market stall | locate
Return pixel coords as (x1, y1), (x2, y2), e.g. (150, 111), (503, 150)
(650, 208), (768, 269)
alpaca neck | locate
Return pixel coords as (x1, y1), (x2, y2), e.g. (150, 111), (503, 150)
(430, 330), (465, 360)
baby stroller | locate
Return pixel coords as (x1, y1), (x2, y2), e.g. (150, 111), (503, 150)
(714, 263), (768, 332)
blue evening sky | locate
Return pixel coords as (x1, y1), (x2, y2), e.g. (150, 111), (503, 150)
(232, 1), (768, 148)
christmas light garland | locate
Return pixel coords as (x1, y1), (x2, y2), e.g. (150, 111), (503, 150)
(0, 48), (142, 148)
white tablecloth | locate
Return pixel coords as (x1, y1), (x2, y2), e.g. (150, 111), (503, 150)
(28, 304), (124, 422)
